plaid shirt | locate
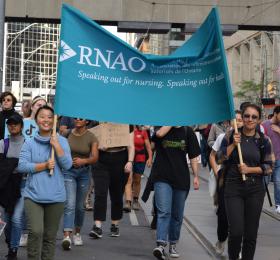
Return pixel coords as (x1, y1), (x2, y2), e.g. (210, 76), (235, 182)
(217, 129), (275, 175)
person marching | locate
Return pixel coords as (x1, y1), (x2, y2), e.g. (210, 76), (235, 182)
(18, 105), (72, 260)
(123, 125), (152, 212)
(132, 125), (152, 210)
(21, 100), (31, 118)
(26, 96), (47, 120)
(0, 92), (19, 140)
(89, 125), (134, 238)
(0, 114), (25, 260)
(209, 111), (243, 255)
(151, 126), (200, 259)
(19, 96), (47, 247)
(220, 104), (274, 260)
(62, 118), (98, 250)
(262, 106), (280, 214)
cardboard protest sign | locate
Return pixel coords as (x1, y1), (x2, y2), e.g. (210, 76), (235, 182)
(89, 123), (129, 148)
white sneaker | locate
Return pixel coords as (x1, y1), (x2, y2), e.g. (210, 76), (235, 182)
(62, 236), (72, 250)
(73, 233), (83, 246)
(275, 205), (280, 214)
(169, 244), (180, 258)
(19, 234), (28, 247)
(215, 240), (226, 255)
(238, 251), (242, 259)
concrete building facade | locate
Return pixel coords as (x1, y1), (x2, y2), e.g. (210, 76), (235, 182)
(225, 31), (280, 107)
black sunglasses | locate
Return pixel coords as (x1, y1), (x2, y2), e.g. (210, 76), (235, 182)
(243, 114), (259, 120)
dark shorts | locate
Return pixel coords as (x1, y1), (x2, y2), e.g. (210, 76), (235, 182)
(133, 162), (146, 174)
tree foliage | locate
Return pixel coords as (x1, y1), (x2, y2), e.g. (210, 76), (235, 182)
(234, 80), (262, 105)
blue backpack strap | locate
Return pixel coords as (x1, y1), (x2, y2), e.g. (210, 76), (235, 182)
(3, 138), (9, 158)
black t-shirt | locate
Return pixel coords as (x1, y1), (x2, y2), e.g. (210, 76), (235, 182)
(151, 127), (200, 191)
(226, 132), (261, 179)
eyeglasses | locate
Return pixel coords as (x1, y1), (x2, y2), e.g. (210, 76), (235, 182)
(74, 118), (84, 121)
(2, 98), (12, 102)
(243, 114), (259, 121)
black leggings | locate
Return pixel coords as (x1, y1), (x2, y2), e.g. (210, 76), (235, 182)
(93, 150), (128, 221)
(224, 177), (265, 260)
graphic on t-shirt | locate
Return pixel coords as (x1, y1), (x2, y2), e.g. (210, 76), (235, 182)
(162, 140), (186, 151)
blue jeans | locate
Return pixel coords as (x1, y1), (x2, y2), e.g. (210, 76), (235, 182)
(63, 167), (90, 232)
(4, 181), (26, 249)
(273, 160), (280, 206)
(154, 182), (188, 246)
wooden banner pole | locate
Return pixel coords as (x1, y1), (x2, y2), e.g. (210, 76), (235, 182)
(49, 114), (58, 176)
(233, 118), (246, 181)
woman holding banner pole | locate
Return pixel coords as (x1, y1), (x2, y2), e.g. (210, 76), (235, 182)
(18, 105), (72, 260)
(220, 104), (274, 260)
(18, 96), (47, 247)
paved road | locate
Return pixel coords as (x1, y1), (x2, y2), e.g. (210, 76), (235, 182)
(2, 165), (278, 260)
(0, 175), (211, 260)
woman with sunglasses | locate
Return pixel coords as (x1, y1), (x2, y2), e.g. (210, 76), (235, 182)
(0, 92), (19, 140)
(220, 104), (274, 260)
(18, 105), (72, 260)
(62, 118), (98, 250)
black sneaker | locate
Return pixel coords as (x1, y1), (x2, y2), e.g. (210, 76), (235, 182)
(110, 224), (120, 237)
(89, 225), (102, 239)
(6, 248), (17, 260)
(153, 245), (166, 260)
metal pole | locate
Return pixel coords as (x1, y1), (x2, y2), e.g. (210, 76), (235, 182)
(45, 80), (48, 100)
(39, 73), (42, 96)
(20, 43), (24, 101)
(2, 22), (7, 93)
(0, 0), (6, 93)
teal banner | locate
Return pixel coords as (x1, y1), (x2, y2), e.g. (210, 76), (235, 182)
(55, 4), (235, 126)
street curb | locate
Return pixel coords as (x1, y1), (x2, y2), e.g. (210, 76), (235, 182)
(183, 216), (220, 259)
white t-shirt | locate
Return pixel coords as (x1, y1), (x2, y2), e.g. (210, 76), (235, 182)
(212, 133), (225, 152)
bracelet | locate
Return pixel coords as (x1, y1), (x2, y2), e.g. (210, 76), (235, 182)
(128, 161), (133, 164)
